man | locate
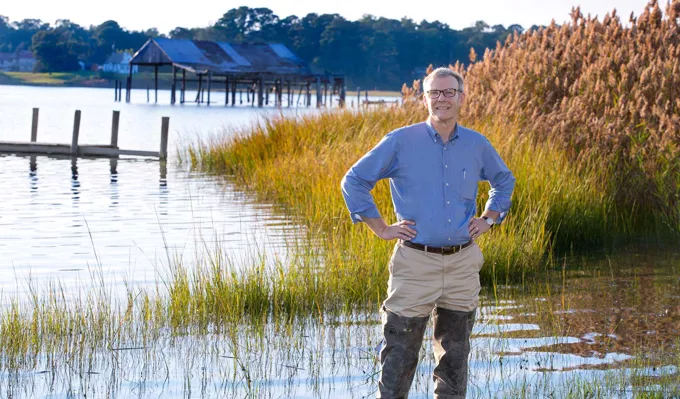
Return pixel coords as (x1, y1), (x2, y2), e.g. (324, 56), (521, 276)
(341, 67), (515, 398)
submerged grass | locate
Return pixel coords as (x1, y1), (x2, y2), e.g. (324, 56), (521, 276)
(1, 250), (679, 398)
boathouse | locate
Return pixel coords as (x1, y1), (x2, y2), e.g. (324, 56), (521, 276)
(121, 38), (345, 108)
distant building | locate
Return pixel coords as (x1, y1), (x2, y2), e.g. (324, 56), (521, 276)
(101, 51), (139, 74)
(0, 51), (36, 72)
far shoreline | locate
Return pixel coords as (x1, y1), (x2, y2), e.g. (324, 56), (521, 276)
(0, 72), (402, 97)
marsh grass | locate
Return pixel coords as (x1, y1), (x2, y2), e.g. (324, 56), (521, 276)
(1, 248), (679, 397)
(182, 104), (672, 298)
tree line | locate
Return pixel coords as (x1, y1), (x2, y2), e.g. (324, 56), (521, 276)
(0, 8), (529, 88)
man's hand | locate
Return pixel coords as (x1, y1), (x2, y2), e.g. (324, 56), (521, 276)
(379, 220), (417, 241)
(468, 218), (491, 240)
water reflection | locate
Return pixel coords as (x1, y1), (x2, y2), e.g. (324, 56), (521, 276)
(109, 158), (118, 182)
(25, 155), (170, 190)
(3, 253), (680, 399)
(486, 253), (680, 370)
(1, 154), (301, 297)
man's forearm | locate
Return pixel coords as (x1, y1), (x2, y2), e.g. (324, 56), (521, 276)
(362, 217), (388, 238)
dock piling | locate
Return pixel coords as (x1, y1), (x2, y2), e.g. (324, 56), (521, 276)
(71, 110), (81, 156)
(111, 111), (120, 147)
(160, 116), (169, 160)
(31, 108), (39, 142)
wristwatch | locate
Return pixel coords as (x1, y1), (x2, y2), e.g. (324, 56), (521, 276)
(481, 216), (494, 228)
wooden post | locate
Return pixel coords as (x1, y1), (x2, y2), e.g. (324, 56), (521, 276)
(324, 82), (328, 107)
(118, 80), (122, 102)
(357, 87), (360, 108)
(196, 74), (203, 103)
(276, 79), (282, 107)
(207, 72), (212, 105)
(225, 77), (229, 105)
(339, 80), (346, 108)
(316, 77), (322, 108)
(114, 80), (118, 101)
(160, 116), (169, 160)
(171, 66), (177, 105)
(147, 86), (150, 102)
(154, 65), (158, 103)
(31, 108), (39, 142)
(111, 110), (120, 147)
(287, 81), (291, 107)
(258, 78), (264, 108)
(126, 65), (132, 103)
(232, 79), (237, 106)
(71, 110), (81, 156)
(306, 82), (311, 107)
(181, 69), (186, 104)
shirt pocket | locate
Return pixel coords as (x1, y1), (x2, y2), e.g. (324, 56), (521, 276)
(459, 167), (478, 200)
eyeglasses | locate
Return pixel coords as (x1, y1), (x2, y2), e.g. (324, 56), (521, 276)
(426, 88), (462, 99)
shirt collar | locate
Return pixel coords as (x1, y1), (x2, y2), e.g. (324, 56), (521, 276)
(425, 119), (460, 143)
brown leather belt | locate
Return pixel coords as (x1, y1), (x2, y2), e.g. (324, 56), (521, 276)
(402, 240), (473, 255)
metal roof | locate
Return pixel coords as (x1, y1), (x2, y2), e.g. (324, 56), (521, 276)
(130, 38), (313, 76)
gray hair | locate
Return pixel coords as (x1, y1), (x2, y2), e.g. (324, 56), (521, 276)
(423, 67), (464, 93)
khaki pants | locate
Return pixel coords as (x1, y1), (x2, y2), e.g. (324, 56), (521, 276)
(383, 241), (484, 318)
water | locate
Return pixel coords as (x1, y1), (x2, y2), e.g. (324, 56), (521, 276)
(2, 85), (679, 397)
(0, 85), (384, 296)
(3, 253), (679, 398)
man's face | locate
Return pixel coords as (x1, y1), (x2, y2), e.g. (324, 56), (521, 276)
(423, 75), (465, 123)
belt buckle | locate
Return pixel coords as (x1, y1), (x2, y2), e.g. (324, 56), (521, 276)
(447, 245), (460, 255)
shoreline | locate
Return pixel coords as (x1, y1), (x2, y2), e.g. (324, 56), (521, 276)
(0, 72), (403, 97)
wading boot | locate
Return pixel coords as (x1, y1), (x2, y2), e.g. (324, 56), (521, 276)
(377, 308), (430, 398)
(432, 307), (476, 398)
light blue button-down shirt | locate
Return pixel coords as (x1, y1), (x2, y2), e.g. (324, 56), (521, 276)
(341, 121), (515, 247)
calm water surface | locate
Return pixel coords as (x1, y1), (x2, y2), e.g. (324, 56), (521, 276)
(0, 85), (371, 296)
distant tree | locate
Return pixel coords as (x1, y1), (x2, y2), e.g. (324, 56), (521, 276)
(144, 28), (161, 38)
(32, 27), (82, 71)
(0, 15), (9, 35)
(4, 18), (47, 53)
(169, 27), (193, 39)
(214, 7), (279, 42)
(0, 11), (532, 87)
(508, 24), (524, 33)
(0, 15), (12, 51)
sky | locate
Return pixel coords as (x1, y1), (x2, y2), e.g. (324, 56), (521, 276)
(2, 0), (657, 34)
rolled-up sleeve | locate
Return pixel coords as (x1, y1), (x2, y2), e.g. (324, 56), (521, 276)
(341, 131), (399, 223)
(480, 138), (515, 224)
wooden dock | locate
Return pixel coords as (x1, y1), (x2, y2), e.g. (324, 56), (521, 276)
(0, 109), (169, 160)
